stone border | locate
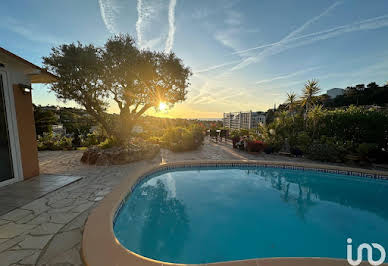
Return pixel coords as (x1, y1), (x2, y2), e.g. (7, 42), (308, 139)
(82, 160), (388, 266)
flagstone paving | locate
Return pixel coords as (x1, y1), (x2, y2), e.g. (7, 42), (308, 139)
(0, 174), (82, 216)
(1, 138), (386, 265)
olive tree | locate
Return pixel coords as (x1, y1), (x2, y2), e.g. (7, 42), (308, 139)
(101, 35), (191, 139)
(43, 34), (192, 141)
(43, 43), (112, 134)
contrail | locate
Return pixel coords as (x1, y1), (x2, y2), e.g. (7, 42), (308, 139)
(255, 67), (319, 85)
(284, 1), (342, 41)
(98, 0), (118, 34)
(195, 60), (240, 74)
(165, 0), (177, 53)
(136, 0), (144, 47)
(231, 10), (388, 71)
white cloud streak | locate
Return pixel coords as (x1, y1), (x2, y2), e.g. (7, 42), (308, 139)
(255, 67), (319, 85)
(98, 0), (119, 34)
(195, 60), (241, 74)
(136, 0), (159, 49)
(231, 1), (342, 71)
(165, 0), (177, 53)
(136, 0), (144, 47)
(284, 1), (342, 41)
(231, 11), (388, 72)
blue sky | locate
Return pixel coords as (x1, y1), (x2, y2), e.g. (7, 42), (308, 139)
(1, 0), (388, 118)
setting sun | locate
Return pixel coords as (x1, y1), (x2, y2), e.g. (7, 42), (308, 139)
(159, 102), (167, 111)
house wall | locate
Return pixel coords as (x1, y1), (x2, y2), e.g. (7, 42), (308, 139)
(0, 52), (41, 182)
(13, 84), (39, 179)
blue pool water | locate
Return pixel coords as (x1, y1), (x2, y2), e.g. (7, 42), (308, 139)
(113, 166), (388, 264)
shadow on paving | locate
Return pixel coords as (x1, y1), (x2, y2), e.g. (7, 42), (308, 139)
(0, 175), (82, 216)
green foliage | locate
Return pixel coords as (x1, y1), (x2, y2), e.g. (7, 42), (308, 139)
(307, 142), (346, 162)
(44, 34), (192, 142)
(97, 137), (119, 149)
(262, 104), (388, 163)
(327, 82), (388, 107)
(34, 107), (58, 136)
(37, 132), (73, 151)
(161, 125), (204, 152)
(301, 79), (321, 111)
(81, 133), (100, 147)
(290, 131), (311, 153)
(230, 129), (240, 139)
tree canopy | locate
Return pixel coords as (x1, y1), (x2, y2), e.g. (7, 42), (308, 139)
(43, 34), (192, 141)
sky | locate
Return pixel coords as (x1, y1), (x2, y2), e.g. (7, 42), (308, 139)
(1, 0), (388, 119)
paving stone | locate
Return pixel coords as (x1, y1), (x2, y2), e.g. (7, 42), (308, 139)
(60, 211), (90, 232)
(46, 205), (77, 214)
(71, 202), (94, 213)
(25, 213), (51, 225)
(20, 198), (49, 215)
(18, 235), (52, 249)
(36, 229), (82, 265)
(49, 212), (80, 224)
(0, 234), (28, 253)
(0, 249), (35, 265)
(38, 243), (82, 265)
(0, 209), (32, 222)
(30, 223), (63, 236)
(15, 213), (36, 224)
(48, 198), (75, 209)
(0, 219), (10, 226)
(18, 249), (41, 265)
(0, 223), (36, 239)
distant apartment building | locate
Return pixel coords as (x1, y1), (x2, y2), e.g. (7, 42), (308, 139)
(326, 88), (344, 99)
(223, 111), (266, 130)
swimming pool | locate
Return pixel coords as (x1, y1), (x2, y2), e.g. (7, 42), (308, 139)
(113, 165), (388, 264)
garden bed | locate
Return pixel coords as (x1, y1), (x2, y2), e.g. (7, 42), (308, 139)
(81, 139), (160, 165)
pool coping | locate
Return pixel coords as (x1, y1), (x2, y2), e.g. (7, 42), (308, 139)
(82, 160), (388, 266)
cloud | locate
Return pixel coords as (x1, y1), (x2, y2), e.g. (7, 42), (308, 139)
(255, 67), (319, 85)
(136, 0), (144, 47)
(194, 60), (241, 74)
(136, 0), (176, 51)
(231, 1), (342, 71)
(214, 28), (243, 52)
(165, 0), (177, 53)
(98, 0), (119, 34)
(284, 1), (342, 41)
(231, 10), (388, 73)
(136, 0), (161, 49)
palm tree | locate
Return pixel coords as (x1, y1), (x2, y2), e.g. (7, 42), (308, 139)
(286, 92), (297, 117)
(301, 79), (320, 118)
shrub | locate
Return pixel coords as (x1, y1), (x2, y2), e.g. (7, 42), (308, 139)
(97, 137), (118, 149)
(81, 133), (101, 147)
(161, 126), (204, 152)
(307, 142), (346, 162)
(37, 132), (73, 151)
(247, 140), (264, 152)
(294, 131), (311, 153)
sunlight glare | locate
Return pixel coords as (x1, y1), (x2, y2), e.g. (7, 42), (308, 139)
(159, 102), (167, 111)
